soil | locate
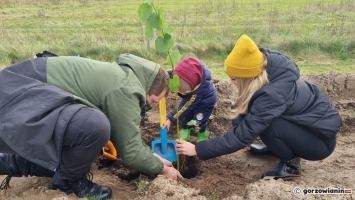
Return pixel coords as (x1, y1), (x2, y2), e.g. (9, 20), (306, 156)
(1, 73), (354, 200)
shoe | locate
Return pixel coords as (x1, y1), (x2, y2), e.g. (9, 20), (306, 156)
(0, 153), (21, 177)
(197, 131), (208, 143)
(0, 153), (54, 177)
(249, 143), (270, 154)
(179, 129), (191, 141)
(49, 173), (112, 200)
(0, 153), (54, 190)
(261, 157), (301, 179)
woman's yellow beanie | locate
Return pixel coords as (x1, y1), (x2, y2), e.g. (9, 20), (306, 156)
(224, 34), (265, 78)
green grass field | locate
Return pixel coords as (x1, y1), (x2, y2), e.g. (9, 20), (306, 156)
(1, 0), (354, 78)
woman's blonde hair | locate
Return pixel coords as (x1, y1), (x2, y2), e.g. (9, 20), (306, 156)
(233, 60), (269, 117)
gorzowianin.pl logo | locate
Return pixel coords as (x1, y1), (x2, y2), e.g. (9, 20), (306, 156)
(293, 187), (352, 195)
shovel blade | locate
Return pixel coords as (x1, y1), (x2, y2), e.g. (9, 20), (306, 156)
(151, 127), (177, 162)
(151, 140), (177, 162)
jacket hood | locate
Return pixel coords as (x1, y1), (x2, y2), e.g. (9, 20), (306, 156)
(197, 62), (212, 90)
(261, 48), (300, 83)
(115, 53), (160, 93)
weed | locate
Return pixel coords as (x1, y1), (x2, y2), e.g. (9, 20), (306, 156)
(135, 174), (151, 195)
(208, 193), (219, 200)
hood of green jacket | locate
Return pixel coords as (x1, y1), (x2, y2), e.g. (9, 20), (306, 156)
(116, 53), (160, 93)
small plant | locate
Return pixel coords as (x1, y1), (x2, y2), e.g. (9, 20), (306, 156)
(138, 0), (181, 93)
(135, 175), (151, 195)
(186, 119), (201, 133)
(208, 193), (219, 200)
(138, 0), (186, 171)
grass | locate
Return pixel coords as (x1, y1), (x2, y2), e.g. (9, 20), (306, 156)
(0, 0), (354, 78)
(135, 175), (151, 195)
(208, 193), (219, 200)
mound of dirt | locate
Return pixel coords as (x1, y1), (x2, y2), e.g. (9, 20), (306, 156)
(1, 73), (354, 200)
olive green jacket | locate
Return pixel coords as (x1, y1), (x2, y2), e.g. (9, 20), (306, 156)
(0, 54), (163, 175)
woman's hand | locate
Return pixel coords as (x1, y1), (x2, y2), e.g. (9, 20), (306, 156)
(176, 139), (197, 156)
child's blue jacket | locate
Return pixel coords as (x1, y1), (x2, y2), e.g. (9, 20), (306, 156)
(167, 62), (218, 124)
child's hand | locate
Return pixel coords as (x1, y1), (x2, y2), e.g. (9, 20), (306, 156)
(163, 119), (172, 130)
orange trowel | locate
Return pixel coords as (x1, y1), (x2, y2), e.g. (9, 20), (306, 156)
(151, 97), (177, 162)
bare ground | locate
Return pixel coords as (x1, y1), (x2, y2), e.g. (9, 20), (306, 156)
(1, 73), (354, 200)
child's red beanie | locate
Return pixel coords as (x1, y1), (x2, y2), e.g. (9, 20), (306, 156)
(174, 57), (203, 90)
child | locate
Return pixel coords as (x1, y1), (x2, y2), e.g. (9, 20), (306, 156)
(163, 57), (218, 143)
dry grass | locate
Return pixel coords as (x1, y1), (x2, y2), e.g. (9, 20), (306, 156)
(1, 0), (354, 76)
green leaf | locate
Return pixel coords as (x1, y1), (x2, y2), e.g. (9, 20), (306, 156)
(143, 0), (153, 3)
(167, 48), (181, 69)
(144, 23), (154, 39)
(147, 13), (160, 29)
(138, 3), (153, 22)
(155, 33), (173, 53)
(157, 8), (165, 30)
(163, 24), (173, 35)
(186, 120), (198, 126)
(168, 73), (180, 93)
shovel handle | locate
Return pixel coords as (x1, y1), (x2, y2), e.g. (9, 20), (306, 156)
(159, 97), (167, 127)
(102, 140), (117, 160)
(160, 127), (168, 154)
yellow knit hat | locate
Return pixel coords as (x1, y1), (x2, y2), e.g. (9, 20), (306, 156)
(224, 34), (265, 78)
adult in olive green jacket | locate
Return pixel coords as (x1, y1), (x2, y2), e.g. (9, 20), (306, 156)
(0, 53), (182, 199)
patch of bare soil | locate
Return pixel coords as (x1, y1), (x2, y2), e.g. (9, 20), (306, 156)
(1, 73), (354, 200)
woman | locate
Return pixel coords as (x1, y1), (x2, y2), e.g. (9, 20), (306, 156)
(176, 34), (341, 179)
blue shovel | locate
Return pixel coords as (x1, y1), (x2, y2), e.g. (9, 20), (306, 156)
(151, 97), (177, 162)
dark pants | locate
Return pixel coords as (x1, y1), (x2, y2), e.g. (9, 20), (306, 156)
(259, 118), (336, 161)
(57, 106), (110, 178)
(180, 106), (214, 132)
(0, 105), (110, 179)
